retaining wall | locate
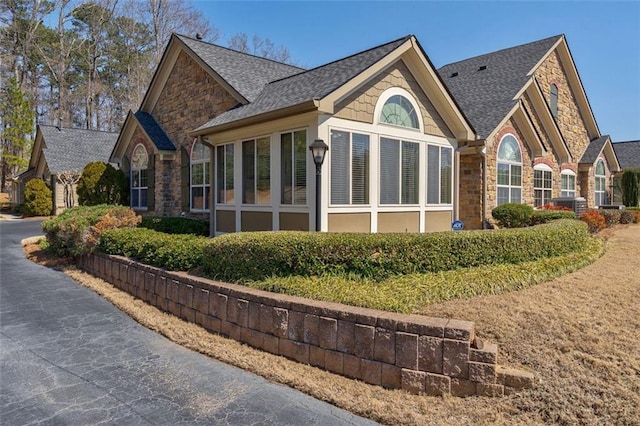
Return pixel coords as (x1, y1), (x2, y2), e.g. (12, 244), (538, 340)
(79, 252), (534, 397)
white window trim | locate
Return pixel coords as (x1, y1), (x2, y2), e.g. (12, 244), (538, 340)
(595, 159), (606, 207)
(215, 142), (235, 205)
(279, 128), (308, 207)
(373, 87), (424, 132)
(190, 142), (211, 212)
(328, 128), (371, 207)
(379, 136), (421, 206)
(426, 144), (454, 206)
(533, 164), (553, 207)
(131, 144), (148, 211)
(496, 134), (523, 206)
(560, 169), (576, 198)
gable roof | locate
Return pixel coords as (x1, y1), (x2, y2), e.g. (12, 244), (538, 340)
(193, 36), (412, 133)
(612, 140), (640, 169)
(437, 35), (562, 139)
(579, 135), (621, 172)
(38, 125), (118, 174)
(134, 111), (175, 151)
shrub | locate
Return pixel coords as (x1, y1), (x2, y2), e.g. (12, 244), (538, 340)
(619, 210), (635, 224)
(579, 210), (606, 233)
(77, 162), (128, 206)
(597, 209), (622, 227)
(621, 168), (640, 207)
(139, 216), (209, 236)
(24, 178), (52, 217)
(201, 220), (590, 283)
(625, 207), (640, 223)
(530, 209), (576, 225)
(540, 203), (572, 211)
(99, 227), (208, 271)
(42, 204), (140, 256)
(492, 203), (534, 228)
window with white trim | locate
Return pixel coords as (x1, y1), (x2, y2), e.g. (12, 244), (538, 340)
(281, 130), (306, 205)
(550, 84), (558, 118)
(242, 137), (270, 204)
(330, 130), (370, 205)
(379, 94), (420, 129)
(595, 159), (606, 207)
(216, 143), (234, 204)
(380, 137), (419, 204)
(190, 142), (210, 211)
(561, 170), (576, 198)
(496, 134), (522, 205)
(533, 164), (553, 207)
(426, 144), (453, 204)
(131, 144), (148, 209)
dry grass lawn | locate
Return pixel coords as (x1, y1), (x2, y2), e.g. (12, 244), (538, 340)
(24, 224), (640, 425)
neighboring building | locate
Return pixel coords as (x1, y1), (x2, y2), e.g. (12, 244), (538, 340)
(13, 125), (118, 214)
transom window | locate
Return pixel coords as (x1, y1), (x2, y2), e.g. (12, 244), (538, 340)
(550, 84), (558, 118)
(380, 137), (419, 205)
(533, 164), (553, 207)
(595, 159), (606, 207)
(242, 137), (270, 204)
(190, 142), (210, 211)
(216, 143), (234, 204)
(497, 134), (522, 206)
(380, 94), (420, 129)
(131, 144), (148, 209)
(561, 170), (576, 198)
(330, 130), (370, 205)
(281, 130), (307, 205)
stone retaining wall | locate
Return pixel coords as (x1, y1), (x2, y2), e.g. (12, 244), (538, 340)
(79, 253), (534, 397)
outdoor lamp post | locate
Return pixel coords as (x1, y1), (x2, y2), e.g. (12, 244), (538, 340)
(309, 139), (329, 232)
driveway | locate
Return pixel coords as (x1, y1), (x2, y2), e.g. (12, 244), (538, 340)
(0, 220), (376, 425)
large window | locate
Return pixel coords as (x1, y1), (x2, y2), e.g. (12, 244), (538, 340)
(380, 138), (419, 204)
(427, 145), (453, 204)
(496, 134), (522, 205)
(534, 165), (553, 207)
(330, 130), (370, 205)
(380, 94), (420, 129)
(281, 130), (306, 205)
(595, 159), (606, 207)
(550, 84), (558, 118)
(561, 170), (576, 197)
(242, 137), (270, 204)
(131, 144), (148, 209)
(216, 143), (234, 204)
(190, 142), (210, 211)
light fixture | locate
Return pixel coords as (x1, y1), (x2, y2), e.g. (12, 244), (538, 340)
(309, 139), (329, 232)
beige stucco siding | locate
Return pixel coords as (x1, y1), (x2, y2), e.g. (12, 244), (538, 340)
(327, 213), (371, 233)
(241, 211), (272, 231)
(424, 210), (452, 232)
(377, 212), (419, 233)
(279, 212), (309, 231)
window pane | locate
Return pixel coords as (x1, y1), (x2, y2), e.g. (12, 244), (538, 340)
(497, 163), (510, 185)
(534, 170), (542, 189)
(256, 137), (270, 204)
(242, 140), (256, 204)
(497, 135), (522, 162)
(204, 186), (210, 210)
(401, 141), (419, 204)
(192, 187), (204, 210)
(294, 130), (307, 205)
(534, 189), (543, 207)
(380, 95), (419, 129)
(225, 144), (234, 204)
(132, 170), (140, 188)
(380, 138), (399, 204)
(281, 133), (292, 204)
(427, 145), (439, 204)
(440, 147), (452, 204)
(497, 187), (509, 206)
(330, 130), (349, 205)
(544, 170), (552, 189)
(140, 188), (147, 207)
(510, 187), (521, 204)
(204, 162), (210, 185)
(192, 163), (203, 186)
(544, 189), (552, 205)
(216, 145), (224, 203)
(131, 189), (139, 208)
(351, 133), (369, 204)
(510, 165), (521, 187)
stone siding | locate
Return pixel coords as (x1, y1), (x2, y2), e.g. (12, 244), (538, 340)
(79, 252), (535, 397)
(458, 152), (484, 230)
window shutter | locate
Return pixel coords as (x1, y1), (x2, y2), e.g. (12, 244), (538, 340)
(330, 130), (349, 204)
(147, 154), (155, 211)
(181, 147), (190, 211)
(121, 156), (131, 205)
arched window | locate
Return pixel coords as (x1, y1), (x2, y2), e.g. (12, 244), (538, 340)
(496, 134), (522, 206)
(190, 141), (210, 211)
(550, 84), (558, 118)
(561, 169), (576, 198)
(533, 164), (553, 207)
(595, 159), (606, 207)
(379, 94), (420, 129)
(131, 144), (149, 209)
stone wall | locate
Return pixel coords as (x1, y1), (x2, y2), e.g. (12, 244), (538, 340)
(79, 252), (535, 397)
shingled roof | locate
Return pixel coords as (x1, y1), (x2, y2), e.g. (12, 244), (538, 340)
(176, 34), (304, 103)
(134, 111), (175, 151)
(613, 140), (640, 169)
(39, 125), (118, 174)
(579, 135), (610, 164)
(194, 35), (411, 132)
(437, 35), (562, 139)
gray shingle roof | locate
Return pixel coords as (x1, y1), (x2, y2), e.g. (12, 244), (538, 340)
(437, 35), (562, 139)
(195, 36), (411, 132)
(579, 135), (610, 164)
(39, 126), (118, 174)
(134, 111), (175, 151)
(613, 140), (640, 169)
(177, 34), (304, 102)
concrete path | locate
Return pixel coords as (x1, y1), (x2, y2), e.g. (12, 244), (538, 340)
(0, 220), (376, 425)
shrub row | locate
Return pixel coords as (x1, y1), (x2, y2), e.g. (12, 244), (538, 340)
(530, 209), (576, 225)
(492, 203), (575, 227)
(139, 216), (209, 236)
(201, 220), (590, 282)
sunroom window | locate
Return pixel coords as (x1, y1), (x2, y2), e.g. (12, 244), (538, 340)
(380, 94), (420, 129)
(216, 143), (234, 204)
(190, 141), (210, 211)
(426, 144), (453, 204)
(242, 137), (270, 204)
(330, 130), (370, 205)
(380, 138), (419, 205)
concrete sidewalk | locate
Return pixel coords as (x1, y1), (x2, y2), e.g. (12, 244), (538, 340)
(0, 220), (376, 425)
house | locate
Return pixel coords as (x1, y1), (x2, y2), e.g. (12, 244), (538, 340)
(111, 33), (621, 234)
(438, 35), (620, 228)
(13, 125), (118, 214)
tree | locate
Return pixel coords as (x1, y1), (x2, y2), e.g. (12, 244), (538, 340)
(23, 177), (52, 216)
(622, 168), (640, 207)
(228, 32), (293, 64)
(1, 77), (35, 192)
(57, 170), (81, 208)
(77, 161), (128, 205)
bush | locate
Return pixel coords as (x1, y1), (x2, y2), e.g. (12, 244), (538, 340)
(99, 228), (208, 271)
(619, 210), (635, 224)
(627, 207), (640, 223)
(540, 203), (572, 211)
(530, 209), (576, 225)
(139, 216), (209, 236)
(24, 178), (52, 217)
(597, 209), (621, 227)
(492, 203), (534, 228)
(77, 161), (128, 206)
(200, 220), (590, 283)
(42, 204), (140, 256)
(621, 168), (640, 207)
(579, 210), (606, 234)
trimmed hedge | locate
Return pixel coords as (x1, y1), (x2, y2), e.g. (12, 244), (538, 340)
(139, 216), (209, 236)
(530, 209), (576, 225)
(492, 203), (534, 228)
(24, 178), (52, 217)
(99, 227), (208, 271)
(201, 220), (590, 282)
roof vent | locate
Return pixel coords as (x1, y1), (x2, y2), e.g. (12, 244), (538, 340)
(478, 65), (487, 71)
(195, 33), (203, 40)
(450, 72), (459, 78)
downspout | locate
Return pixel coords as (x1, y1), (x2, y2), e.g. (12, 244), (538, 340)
(479, 145), (488, 229)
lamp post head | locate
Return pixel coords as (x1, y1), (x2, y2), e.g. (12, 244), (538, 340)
(309, 139), (329, 167)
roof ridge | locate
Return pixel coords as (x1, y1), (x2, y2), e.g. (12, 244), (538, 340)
(174, 33), (305, 71)
(613, 139), (640, 144)
(39, 124), (118, 135)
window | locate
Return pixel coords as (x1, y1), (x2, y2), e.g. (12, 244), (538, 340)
(216, 143), (234, 204)
(242, 137), (270, 204)
(427, 145), (453, 204)
(533, 165), (553, 207)
(496, 134), (522, 205)
(561, 170), (576, 198)
(131, 144), (148, 209)
(281, 130), (306, 205)
(380, 138), (419, 204)
(550, 84), (558, 118)
(190, 142), (210, 211)
(380, 94), (420, 129)
(595, 159), (606, 207)
(330, 130), (370, 205)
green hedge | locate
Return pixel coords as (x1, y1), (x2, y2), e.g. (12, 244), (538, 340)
(530, 210), (576, 225)
(139, 216), (209, 236)
(201, 219), (590, 282)
(24, 178), (52, 217)
(99, 227), (208, 271)
(492, 203), (534, 228)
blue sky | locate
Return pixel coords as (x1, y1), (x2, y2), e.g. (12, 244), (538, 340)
(194, 1), (640, 142)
